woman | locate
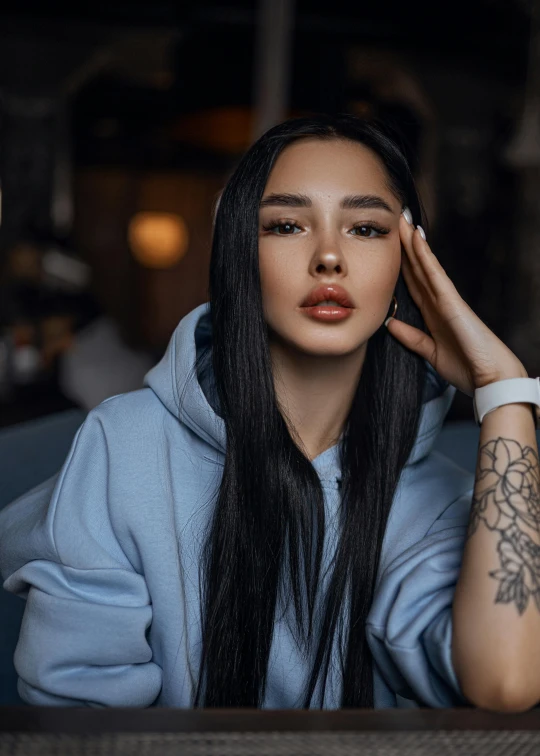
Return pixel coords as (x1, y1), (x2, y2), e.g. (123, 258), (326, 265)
(1, 113), (539, 711)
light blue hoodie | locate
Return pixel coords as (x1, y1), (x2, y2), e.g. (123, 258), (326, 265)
(0, 302), (475, 709)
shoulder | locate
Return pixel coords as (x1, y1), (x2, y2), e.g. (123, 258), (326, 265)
(87, 387), (170, 435)
(65, 387), (200, 508)
(62, 387), (219, 559)
(78, 387), (198, 461)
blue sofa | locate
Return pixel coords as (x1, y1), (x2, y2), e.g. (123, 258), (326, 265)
(0, 409), (537, 705)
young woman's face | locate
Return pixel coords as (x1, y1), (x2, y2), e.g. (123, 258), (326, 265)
(258, 138), (403, 358)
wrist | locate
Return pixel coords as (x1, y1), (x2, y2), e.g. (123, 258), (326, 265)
(476, 364), (529, 389)
(481, 402), (536, 422)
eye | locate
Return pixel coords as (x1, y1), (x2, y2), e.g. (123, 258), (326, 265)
(350, 223), (389, 238)
(262, 220), (302, 235)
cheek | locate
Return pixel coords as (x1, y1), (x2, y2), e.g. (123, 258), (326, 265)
(258, 256), (278, 303)
(349, 241), (400, 286)
(258, 245), (302, 305)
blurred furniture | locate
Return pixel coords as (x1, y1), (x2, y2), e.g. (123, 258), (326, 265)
(0, 408), (87, 511)
(0, 413), (538, 707)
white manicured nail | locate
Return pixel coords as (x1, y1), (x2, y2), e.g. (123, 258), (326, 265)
(384, 317), (393, 327)
(417, 225), (426, 240)
(402, 207), (413, 225)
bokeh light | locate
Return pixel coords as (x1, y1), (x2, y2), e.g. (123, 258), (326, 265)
(128, 212), (189, 269)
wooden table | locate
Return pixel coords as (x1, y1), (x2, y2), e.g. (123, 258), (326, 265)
(1, 707), (540, 754)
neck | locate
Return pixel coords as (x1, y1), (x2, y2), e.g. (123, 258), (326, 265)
(269, 338), (366, 462)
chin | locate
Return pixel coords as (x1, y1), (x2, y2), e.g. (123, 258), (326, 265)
(273, 328), (365, 358)
(300, 343), (362, 358)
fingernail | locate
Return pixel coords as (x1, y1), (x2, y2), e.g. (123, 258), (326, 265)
(384, 317), (393, 327)
(417, 225), (426, 241)
(402, 207), (413, 225)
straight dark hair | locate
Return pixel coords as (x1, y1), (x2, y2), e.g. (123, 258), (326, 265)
(190, 113), (428, 708)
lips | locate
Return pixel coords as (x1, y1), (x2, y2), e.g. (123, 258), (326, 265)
(301, 285), (355, 308)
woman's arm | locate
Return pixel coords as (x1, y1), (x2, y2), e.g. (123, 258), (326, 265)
(0, 407), (163, 707)
(386, 211), (540, 710)
(451, 396), (540, 711)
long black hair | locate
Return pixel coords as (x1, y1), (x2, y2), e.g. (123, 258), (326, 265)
(191, 113), (428, 708)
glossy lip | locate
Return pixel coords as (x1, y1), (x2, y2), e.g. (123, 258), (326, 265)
(300, 284), (355, 308)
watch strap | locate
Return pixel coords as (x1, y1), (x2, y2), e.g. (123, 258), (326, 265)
(473, 376), (540, 428)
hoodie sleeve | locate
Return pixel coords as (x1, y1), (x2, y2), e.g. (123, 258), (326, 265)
(0, 408), (162, 708)
(366, 488), (473, 707)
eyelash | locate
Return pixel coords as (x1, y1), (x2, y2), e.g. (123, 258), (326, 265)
(261, 219), (390, 238)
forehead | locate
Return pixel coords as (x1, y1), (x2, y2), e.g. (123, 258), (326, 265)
(263, 138), (394, 199)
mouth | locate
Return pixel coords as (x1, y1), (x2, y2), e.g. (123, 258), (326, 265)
(299, 302), (354, 321)
(300, 286), (355, 309)
(303, 301), (351, 308)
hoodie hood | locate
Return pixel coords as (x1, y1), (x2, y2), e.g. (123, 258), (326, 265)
(143, 302), (456, 477)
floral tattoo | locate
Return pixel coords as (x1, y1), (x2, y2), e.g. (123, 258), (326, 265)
(468, 437), (540, 615)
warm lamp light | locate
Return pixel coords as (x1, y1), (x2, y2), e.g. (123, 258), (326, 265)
(128, 212), (189, 269)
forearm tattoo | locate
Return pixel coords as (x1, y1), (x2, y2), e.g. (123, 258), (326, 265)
(468, 437), (540, 615)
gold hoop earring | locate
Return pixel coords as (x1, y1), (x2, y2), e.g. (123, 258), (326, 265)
(388, 295), (398, 319)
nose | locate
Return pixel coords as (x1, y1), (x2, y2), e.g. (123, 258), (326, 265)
(310, 230), (346, 275)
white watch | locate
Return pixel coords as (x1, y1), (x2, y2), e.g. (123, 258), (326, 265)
(473, 376), (540, 428)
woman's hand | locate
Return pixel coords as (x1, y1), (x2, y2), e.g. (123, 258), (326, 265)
(385, 212), (528, 397)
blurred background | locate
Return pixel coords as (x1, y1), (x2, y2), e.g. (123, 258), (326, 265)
(0, 0), (538, 427)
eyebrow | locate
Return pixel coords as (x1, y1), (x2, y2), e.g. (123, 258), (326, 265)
(259, 192), (394, 213)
